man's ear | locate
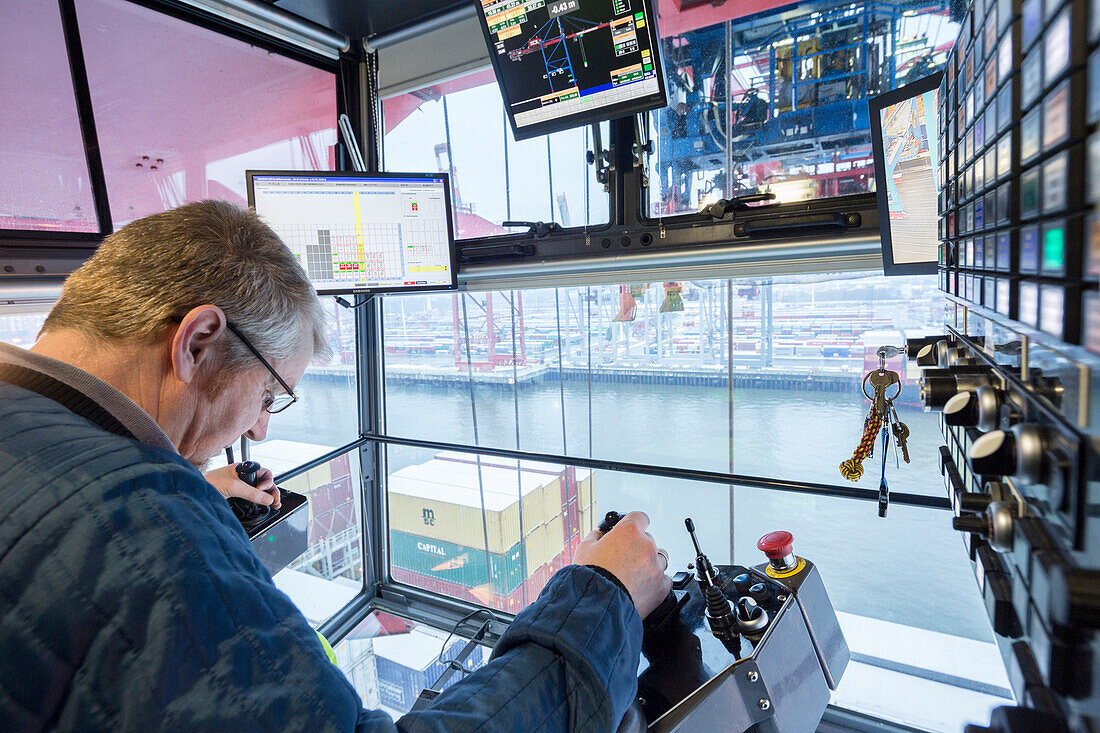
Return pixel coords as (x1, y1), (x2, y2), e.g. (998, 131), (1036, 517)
(170, 305), (227, 385)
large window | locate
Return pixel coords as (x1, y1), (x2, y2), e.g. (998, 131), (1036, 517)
(0, 2), (98, 232)
(647, 0), (961, 216)
(251, 297), (359, 471)
(382, 70), (609, 238)
(376, 271), (1013, 730)
(382, 273), (944, 497)
(73, 0), (337, 228)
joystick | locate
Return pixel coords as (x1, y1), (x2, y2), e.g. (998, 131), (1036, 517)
(228, 460), (273, 530)
(686, 517), (741, 656)
(597, 510), (686, 629)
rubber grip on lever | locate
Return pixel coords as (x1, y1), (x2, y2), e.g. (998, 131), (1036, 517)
(235, 460), (261, 487)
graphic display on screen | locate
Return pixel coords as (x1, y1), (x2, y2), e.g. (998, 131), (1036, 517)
(248, 172), (456, 295)
(870, 74), (941, 275)
(477, 0), (667, 140)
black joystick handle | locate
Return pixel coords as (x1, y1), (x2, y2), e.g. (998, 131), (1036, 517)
(229, 460), (270, 527)
(598, 510), (681, 629)
(235, 460), (262, 486)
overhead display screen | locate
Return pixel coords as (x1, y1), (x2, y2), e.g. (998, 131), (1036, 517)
(870, 74), (942, 275)
(247, 171), (457, 295)
(476, 0), (668, 140)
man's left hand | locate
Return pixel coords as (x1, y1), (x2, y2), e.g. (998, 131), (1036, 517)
(205, 463), (281, 510)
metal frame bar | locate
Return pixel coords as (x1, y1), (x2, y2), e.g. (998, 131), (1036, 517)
(363, 432), (950, 510)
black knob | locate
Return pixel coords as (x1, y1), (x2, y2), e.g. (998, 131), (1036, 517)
(921, 376), (959, 409)
(736, 597), (763, 622)
(939, 346), (964, 368)
(916, 343), (939, 367)
(944, 391), (980, 426)
(908, 336), (944, 361)
(953, 513), (989, 536)
(975, 386), (1004, 432)
(957, 492), (993, 513)
(235, 460), (261, 486)
(732, 572), (753, 597)
(598, 511), (624, 534)
(969, 430), (1016, 476)
(748, 582), (771, 605)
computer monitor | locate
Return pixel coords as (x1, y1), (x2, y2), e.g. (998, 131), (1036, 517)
(476, 0), (668, 141)
(246, 171), (457, 295)
(869, 73), (942, 276)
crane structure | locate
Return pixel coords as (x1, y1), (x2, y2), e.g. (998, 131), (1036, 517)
(652, 0), (955, 213)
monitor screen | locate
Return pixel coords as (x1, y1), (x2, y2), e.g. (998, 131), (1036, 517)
(247, 171), (457, 295)
(870, 73), (942, 275)
(476, 0), (668, 141)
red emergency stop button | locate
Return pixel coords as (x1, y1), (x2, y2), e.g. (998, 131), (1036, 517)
(757, 530), (794, 559)
(757, 531), (799, 573)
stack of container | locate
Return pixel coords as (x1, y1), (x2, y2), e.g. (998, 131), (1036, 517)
(388, 452), (595, 612)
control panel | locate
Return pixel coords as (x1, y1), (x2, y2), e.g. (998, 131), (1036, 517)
(230, 460), (310, 576)
(919, 0), (1100, 726)
(604, 513), (850, 733)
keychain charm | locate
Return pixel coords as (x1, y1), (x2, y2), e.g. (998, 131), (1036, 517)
(839, 406), (883, 481)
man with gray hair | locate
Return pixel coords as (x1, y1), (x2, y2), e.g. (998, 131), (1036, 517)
(0, 200), (671, 731)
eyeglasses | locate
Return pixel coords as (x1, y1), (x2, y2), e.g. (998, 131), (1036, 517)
(225, 321), (298, 414)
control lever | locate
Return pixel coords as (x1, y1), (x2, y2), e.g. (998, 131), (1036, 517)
(685, 517), (741, 656)
(597, 511), (686, 630)
(228, 460), (273, 529)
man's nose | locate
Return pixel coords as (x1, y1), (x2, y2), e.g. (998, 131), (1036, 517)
(245, 410), (270, 442)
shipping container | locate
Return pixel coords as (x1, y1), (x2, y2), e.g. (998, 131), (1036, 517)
(372, 628), (486, 713)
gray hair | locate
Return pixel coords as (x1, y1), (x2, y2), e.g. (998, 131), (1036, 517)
(43, 200), (332, 372)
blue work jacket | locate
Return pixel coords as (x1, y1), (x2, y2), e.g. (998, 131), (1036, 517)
(0, 383), (643, 731)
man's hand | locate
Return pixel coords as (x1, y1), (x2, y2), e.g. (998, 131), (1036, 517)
(574, 511), (672, 618)
(204, 463), (281, 510)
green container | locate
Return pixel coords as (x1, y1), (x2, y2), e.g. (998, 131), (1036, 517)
(390, 530), (526, 596)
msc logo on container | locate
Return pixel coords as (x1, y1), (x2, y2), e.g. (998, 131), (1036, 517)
(422, 508), (435, 526)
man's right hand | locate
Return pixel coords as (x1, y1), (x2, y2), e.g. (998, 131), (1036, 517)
(574, 511), (672, 618)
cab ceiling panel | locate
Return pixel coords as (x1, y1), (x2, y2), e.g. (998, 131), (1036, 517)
(271, 0), (470, 39)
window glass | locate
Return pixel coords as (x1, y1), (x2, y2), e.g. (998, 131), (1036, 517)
(647, 1), (960, 216)
(383, 444), (1011, 731)
(251, 297), (359, 471)
(383, 70), (609, 238)
(74, 0), (337, 228)
(333, 609), (489, 719)
(0, 2), (98, 232)
(381, 273), (945, 498)
(272, 448), (364, 627)
(0, 306), (49, 347)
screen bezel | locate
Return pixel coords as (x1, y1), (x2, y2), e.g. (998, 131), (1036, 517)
(474, 0), (669, 142)
(246, 170), (459, 296)
(869, 72), (943, 276)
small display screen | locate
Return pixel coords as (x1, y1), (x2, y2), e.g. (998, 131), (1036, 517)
(1043, 83), (1070, 148)
(1089, 50), (1100, 123)
(1045, 10), (1071, 85)
(1022, 51), (1043, 108)
(872, 75), (942, 273)
(1087, 214), (1100, 276)
(1021, 108), (1042, 163)
(997, 231), (1012, 270)
(1023, 0), (1042, 48)
(477, 0), (667, 140)
(1040, 285), (1065, 339)
(998, 80), (1013, 132)
(1041, 153), (1068, 214)
(1020, 281), (1040, 327)
(1042, 221), (1067, 273)
(1021, 167), (1041, 219)
(997, 133), (1012, 177)
(997, 180), (1012, 224)
(997, 279), (1011, 316)
(248, 172), (457, 295)
(999, 34), (1013, 83)
(1090, 134), (1100, 203)
(1084, 292), (1100, 354)
(1021, 225), (1040, 271)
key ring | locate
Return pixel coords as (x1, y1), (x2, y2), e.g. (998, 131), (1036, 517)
(862, 371), (902, 403)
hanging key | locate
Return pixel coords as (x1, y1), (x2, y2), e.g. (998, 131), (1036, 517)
(888, 403), (911, 464)
(878, 424), (890, 517)
(866, 369), (901, 415)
